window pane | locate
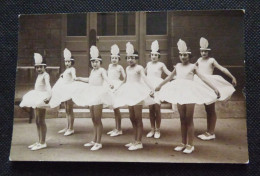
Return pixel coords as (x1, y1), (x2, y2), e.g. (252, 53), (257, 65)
(67, 14), (87, 36)
(117, 13), (135, 35)
(146, 12), (167, 35)
(97, 13), (115, 36)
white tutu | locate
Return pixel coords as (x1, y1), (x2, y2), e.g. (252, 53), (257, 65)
(103, 79), (123, 93)
(72, 84), (114, 107)
(20, 90), (50, 109)
(147, 76), (164, 105)
(159, 79), (218, 105)
(49, 78), (86, 108)
(113, 81), (154, 108)
(194, 75), (235, 101)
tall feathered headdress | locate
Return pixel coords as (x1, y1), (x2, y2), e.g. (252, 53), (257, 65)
(90, 45), (102, 61)
(64, 48), (74, 61)
(151, 40), (160, 54)
(111, 44), (120, 57)
(34, 53), (46, 66)
(126, 42), (138, 57)
(200, 37), (211, 50)
(177, 39), (191, 54)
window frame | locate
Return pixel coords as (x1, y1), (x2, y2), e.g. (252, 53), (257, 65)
(145, 11), (168, 36)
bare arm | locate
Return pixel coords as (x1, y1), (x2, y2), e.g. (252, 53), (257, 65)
(101, 69), (114, 88)
(195, 67), (220, 98)
(155, 68), (176, 91)
(71, 67), (77, 80)
(213, 59), (237, 86)
(140, 68), (154, 91)
(44, 73), (52, 102)
(75, 77), (89, 83)
(162, 63), (171, 76)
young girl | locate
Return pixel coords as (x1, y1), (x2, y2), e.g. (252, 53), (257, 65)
(155, 39), (219, 154)
(72, 45), (114, 151)
(196, 37), (236, 141)
(113, 42), (154, 151)
(145, 40), (171, 139)
(49, 48), (77, 136)
(106, 44), (126, 137)
(20, 53), (51, 151)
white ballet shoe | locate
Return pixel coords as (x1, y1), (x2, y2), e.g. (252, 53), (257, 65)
(198, 132), (216, 140)
(64, 129), (74, 136)
(84, 141), (95, 147)
(128, 142), (143, 151)
(58, 128), (67, 134)
(125, 142), (135, 147)
(107, 129), (116, 135)
(90, 143), (102, 151)
(146, 129), (155, 138)
(174, 143), (186, 151)
(28, 142), (39, 149)
(183, 145), (195, 154)
(154, 129), (161, 139)
(110, 130), (123, 137)
(31, 143), (47, 151)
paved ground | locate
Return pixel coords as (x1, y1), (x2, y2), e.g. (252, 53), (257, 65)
(10, 118), (249, 163)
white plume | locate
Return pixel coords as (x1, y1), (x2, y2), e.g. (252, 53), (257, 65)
(111, 44), (120, 56)
(34, 53), (43, 64)
(177, 39), (188, 53)
(151, 40), (159, 53)
(90, 45), (99, 59)
(200, 37), (209, 49)
(64, 48), (71, 60)
(126, 42), (134, 56)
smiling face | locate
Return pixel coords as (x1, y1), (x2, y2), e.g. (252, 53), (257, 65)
(35, 65), (45, 74)
(127, 56), (137, 67)
(179, 53), (190, 64)
(91, 59), (101, 69)
(111, 56), (119, 65)
(200, 50), (209, 58)
(65, 60), (72, 68)
(151, 53), (159, 62)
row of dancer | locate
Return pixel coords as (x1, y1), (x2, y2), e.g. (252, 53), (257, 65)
(20, 38), (236, 153)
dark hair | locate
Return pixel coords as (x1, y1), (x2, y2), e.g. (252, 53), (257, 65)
(200, 49), (211, 55)
(71, 57), (75, 65)
(149, 50), (161, 58)
(111, 54), (121, 61)
(89, 58), (103, 68)
(125, 50), (139, 60)
(34, 65), (47, 69)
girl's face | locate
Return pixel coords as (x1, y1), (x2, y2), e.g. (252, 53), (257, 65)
(127, 56), (137, 67)
(179, 53), (190, 64)
(91, 59), (101, 69)
(151, 53), (159, 62)
(35, 65), (45, 74)
(111, 56), (119, 65)
(65, 60), (72, 68)
(200, 50), (209, 58)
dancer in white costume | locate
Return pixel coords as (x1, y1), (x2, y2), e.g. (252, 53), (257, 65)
(196, 37), (237, 141)
(20, 53), (51, 151)
(49, 48), (79, 136)
(145, 40), (171, 139)
(72, 46), (114, 151)
(113, 42), (154, 151)
(106, 44), (126, 137)
(156, 39), (219, 154)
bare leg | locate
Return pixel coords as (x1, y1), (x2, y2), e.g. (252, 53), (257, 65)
(177, 104), (187, 145)
(93, 104), (103, 144)
(38, 108), (47, 144)
(114, 108), (122, 131)
(66, 100), (74, 130)
(134, 105), (143, 142)
(205, 103), (217, 134)
(90, 106), (97, 142)
(154, 104), (161, 129)
(128, 106), (137, 141)
(35, 109), (40, 142)
(185, 104), (195, 146)
(149, 105), (156, 129)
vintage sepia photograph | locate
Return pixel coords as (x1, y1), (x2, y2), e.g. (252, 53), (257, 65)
(10, 10), (248, 163)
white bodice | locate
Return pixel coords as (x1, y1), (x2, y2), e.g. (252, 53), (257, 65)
(175, 63), (195, 80)
(89, 68), (105, 86)
(35, 72), (49, 91)
(108, 64), (121, 81)
(126, 65), (143, 83)
(197, 57), (215, 75)
(147, 62), (163, 78)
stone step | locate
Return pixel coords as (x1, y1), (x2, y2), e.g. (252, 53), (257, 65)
(57, 101), (246, 119)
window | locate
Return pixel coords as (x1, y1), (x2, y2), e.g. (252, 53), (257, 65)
(97, 12), (135, 36)
(67, 14), (87, 36)
(146, 12), (167, 35)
